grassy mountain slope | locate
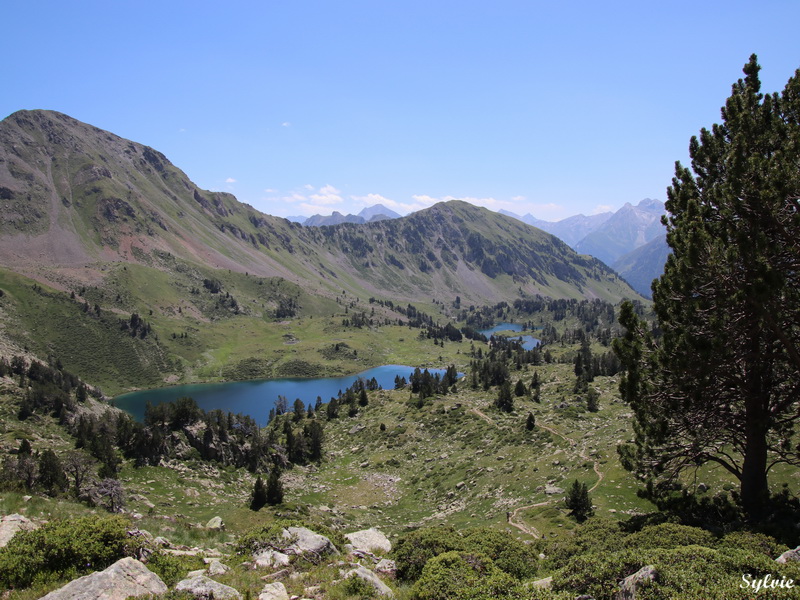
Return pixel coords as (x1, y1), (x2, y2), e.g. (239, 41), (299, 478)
(0, 110), (638, 306)
(612, 234), (671, 299)
(0, 110), (642, 393)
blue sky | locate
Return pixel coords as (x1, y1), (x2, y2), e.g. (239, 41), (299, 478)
(4, 1), (800, 220)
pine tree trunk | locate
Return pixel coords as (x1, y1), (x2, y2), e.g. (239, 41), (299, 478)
(741, 395), (770, 520)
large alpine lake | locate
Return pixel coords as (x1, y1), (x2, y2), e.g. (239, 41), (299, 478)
(114, 324), (536, 425)
(114, 364), (450, 426)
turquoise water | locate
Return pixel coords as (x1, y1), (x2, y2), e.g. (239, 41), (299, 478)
(479, 322), (541, 350)
(114, 364), (449, 425)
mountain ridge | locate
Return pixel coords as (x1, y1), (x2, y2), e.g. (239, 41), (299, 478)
(0, 109), (640, 306)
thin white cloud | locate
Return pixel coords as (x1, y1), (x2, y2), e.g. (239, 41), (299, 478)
(264, 185), (343, 215)
(591, 204), (613, 215)
(225, 177), (237, 184)
(281, 122), (291, 127)
(300, 202), (343, 214)
(309, 184), (343, 206)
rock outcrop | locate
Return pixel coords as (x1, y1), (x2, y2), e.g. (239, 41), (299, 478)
(258, 582), (290, 600)
(175, 575), (241, 599)
(345, 528), (392, 554)
(39, 557), (167, 600)
(776, 546), (800, 564)
(0, 513), (38, 547)
(616, 564), (657, 600)
(254, 549), (291, 569)
(342, 563), (394, 596)
(281, 526), (339, 558)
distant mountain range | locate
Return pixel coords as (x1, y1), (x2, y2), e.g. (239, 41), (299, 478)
(502, 199), (669, 298)
(288, 204), (402, 227)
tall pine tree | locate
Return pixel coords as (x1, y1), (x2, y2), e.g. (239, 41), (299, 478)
(615, 55), (800, 521)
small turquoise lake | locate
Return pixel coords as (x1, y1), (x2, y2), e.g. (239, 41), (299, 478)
(479, 323), (541, 350)
(114, 364), (450, 426)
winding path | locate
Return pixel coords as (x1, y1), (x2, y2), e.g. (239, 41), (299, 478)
(507, 421), (605, 538)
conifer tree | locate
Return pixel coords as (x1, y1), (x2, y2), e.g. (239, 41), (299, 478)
(37, 450), (67, 497)
(266, 469), (283, 505)
(250, 475), (267, 511)
(615, 55), (800, 521)
(565, 480), (593, 522)
(495, 381), (514, 413)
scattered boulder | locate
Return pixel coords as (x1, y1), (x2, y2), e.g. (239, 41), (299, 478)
(616, 564), (657, 600)
(776, 546), (800, 564)
(253, 549), (291, 569)
(0, 513), (38, 548)
(343, 564), (393, 596)
(258, 581), (289, 600)
(282, 526), (339, 557)
(544, 484), (564, 495)
(345, 528), (392, 554)
(532, 576), (552, 589)
(39, 557), (167, 600)
(375, 558), (397, 576)
(206, 516), (225, 530)
(176, 575), (241, 599)
(207, 560), (230, 576)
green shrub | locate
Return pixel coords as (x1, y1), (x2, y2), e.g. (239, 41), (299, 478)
(146, 552), (205, 587)
(327, 574), (377, 600)
(234, 518), (347, 557)
(392, 526), (465, 582)
(539, 518), (626, 568)
(715, 530), (788, 559)
(552, 547), (646, 600)
(235, 522), (292, 556)
(0, 515), (137, 589)
(622, 522), (716, 551)
(410, 551), (526, 600)
(461, 527), (538, 579)
(552, 544), (800, 600)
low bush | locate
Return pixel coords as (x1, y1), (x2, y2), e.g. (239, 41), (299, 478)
(410, 550), (526, 600)
(462, 527), (538, 579)
(327, 574), (377, 600)
(622, 522), (716, 551)
(0, 514), (137, 589)
(539, 518), (626, 568)
(716, 530), (788, 559)
(145, 551), (205, 587)
(234, 518), (347, 557)
(552, 544), (800, 600)
(392, 526), (466, 582)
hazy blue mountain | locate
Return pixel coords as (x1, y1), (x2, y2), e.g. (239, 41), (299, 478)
(499, 210), (613, 247)
(573, 198), (665, 266)
(303, 211), (365, 226)
(301, 204), (401, 226)
(358, 204), (402, 221)
(612, 234), (671, 298)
